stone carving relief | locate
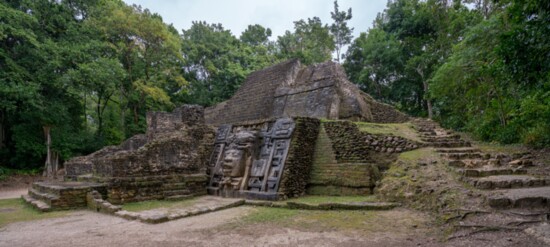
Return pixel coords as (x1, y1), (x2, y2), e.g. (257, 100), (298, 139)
(208, 118), (295, 198)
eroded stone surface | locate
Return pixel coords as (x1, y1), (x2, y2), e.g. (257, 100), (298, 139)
(208, 117), (320, 199)
(26, 105), (215, 210)
(205, 60), (408, 126)
(115, 196), (245, 224)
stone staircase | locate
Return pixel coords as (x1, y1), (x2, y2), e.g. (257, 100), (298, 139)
(413, 118), (550, 210)
(22, 181), (106, 212)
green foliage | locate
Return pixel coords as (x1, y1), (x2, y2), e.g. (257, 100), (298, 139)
(345, 0), (478, 116)
(182, 21), (278, 106)
(240, 24), (272, 46)
(3, 0), (547, 172)
(345, 0), (549, 148)
(277, 17), (335, 65)
(330, 0), (353, 62)
(429, 0), (550, 147)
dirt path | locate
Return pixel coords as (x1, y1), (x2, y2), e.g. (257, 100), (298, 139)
(0, 174), (45, 199)
(0, 206), (437, 247)
(0, 188), (28, 199)
(1, 205), (547, 246)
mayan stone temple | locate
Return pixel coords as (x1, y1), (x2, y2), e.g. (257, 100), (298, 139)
(22, 59), (415, 217)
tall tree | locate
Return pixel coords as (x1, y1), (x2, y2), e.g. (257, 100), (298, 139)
(345, 0), (477, 117)
(88, 1), (183, 136)
(330, 0), (353, 63)
(240, 24), (272, 46)
(182, 21), (277, 106)
(277, 17), (335, 64)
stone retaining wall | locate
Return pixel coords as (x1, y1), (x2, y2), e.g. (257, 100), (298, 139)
(64, 105), (215, 204)
(306, 121), (419, 196)
(278, 117), (321, 198)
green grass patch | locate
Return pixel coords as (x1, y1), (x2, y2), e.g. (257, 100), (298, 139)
(287, 195), (378, 204)
(355, 122), (422, 142)
(241, 207), (300, 224)
(475, 142), (527, 154)
(121, 198), (199, 212)
(398, 148), (438, 162)
(458, 131), (529, 154)
(236, 206), (428, 234)
(0, 198), (68, 228)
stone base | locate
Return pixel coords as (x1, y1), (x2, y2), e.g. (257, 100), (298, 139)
(207, 187), (284, 200)
(306, 185), (373, 196)
(23, 181), (106, 211)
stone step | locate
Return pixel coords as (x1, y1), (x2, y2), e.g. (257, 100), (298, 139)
(441, 152), (485, 160)
(32, 181), (105, 197)
(28, 188), (59, 206)
(460, 167), (528, 177)
(430, 141), (471, 148)
(420, 134), (460, 140)
(436, 148), (481, 154)
(163, 189), (192, 197)
(420, 137), (462, 143)
(447, 159), (499, 168)
(488, 187), (550, 209)
(464, 175), (549, 190)
(21, 194), (51, 212)
(162, 182), (189, 190)
(32, 182), (61, 196)
(165, 194), (195, 201)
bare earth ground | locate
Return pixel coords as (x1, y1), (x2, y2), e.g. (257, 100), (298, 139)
(0, 206), (439, 247)
(1, 203), (546, 247)
(0, 175), (44, 199)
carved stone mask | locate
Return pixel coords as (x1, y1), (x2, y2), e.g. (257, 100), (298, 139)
(221, 130), (258, 178)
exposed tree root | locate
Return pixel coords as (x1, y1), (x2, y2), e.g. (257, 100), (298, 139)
(447, 225), (522, 241)
(444, 210), (491, 223)
(503, 211), (549, 217)
(506, 220), (545, 227)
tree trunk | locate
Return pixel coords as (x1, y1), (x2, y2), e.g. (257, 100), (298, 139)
(417, 65), (433, 119)
(43, 126), (59, 178)
(423, 80), (433, 119)
(97, 98), (103, 136)
(0, 110), (5, 149)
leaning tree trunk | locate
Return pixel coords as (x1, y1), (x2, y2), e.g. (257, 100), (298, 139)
(43, 126), (59, 178)
(423, 80), (433, 119)
(0, 110), (5, 149)
(416, 65), (433, 119)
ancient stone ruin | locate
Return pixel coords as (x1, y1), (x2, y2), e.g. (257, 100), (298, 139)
(207, 118), (320, 200)
(205, 59), (408, 126)
(308, 121), (420, 196)
(23, 59), (417, 213)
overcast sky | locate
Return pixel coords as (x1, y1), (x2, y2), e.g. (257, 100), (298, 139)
(122, 0), (388, 40)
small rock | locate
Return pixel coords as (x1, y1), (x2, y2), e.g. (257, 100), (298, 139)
(508, 159), (523, 166)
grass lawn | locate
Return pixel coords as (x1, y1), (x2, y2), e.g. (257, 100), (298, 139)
(355, 121), (422, 142)
(286, 195), (378, 204)
(0, 198), (68, 228)
(235, 206), (428, 234)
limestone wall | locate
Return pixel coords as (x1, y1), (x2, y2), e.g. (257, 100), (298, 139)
(205, 59), (408, 126)
(205, 59), (301, 125)
(306, 120), (419, 196)
(363, 93), (409, 123)
(278, 117), (320, 198)
(64, 105), (215, 204)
